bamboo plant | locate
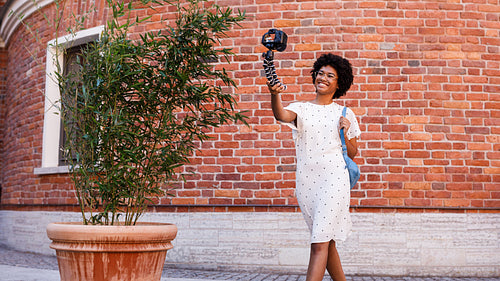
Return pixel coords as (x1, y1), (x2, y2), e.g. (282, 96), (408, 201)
(57, 0), (246, 225)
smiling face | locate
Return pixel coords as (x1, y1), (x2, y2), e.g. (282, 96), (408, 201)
(314, 65), (338, 97)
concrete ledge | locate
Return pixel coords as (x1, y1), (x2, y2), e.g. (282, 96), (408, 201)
(0, 210), (498, 277)
(33, 166), (70, 175)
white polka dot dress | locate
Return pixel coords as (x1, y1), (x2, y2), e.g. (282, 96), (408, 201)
(283, 102), (361, 243)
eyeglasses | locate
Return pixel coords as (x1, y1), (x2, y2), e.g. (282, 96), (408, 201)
(316, 71), (337, 81)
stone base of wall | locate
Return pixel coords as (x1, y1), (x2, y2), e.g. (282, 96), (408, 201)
(0, 210), (498, 277)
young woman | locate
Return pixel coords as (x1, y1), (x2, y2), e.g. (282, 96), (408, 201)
(268, 53), (360, 281)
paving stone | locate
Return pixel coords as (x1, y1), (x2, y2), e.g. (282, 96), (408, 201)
(1, 245), (499, 281)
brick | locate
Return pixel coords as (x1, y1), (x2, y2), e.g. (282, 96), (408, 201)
(426, 191), (451, 199)
(404, 198), (432, 206)
(465, 127), (490, 134)
(275, 19), (300, 27)
(405, 151), (431, 158)
(383, 142), (410, 150)
(383, 125), (408, 132)
(405, 182), (432, 190)
(359, 199), (389, 206)
(214, 189), (239, 198)
(484, 168), (500, 175)
(294, 44), (321, 51)
(172, 198), (196, 205)
(443, 199), (470, 207)
(383, 190), (410, 198)
(405, 133), (432, 141)
(216, 174), (241, 181)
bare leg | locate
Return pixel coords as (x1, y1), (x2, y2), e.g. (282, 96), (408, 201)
(326, 240), (346, 281)
(305, 242), (329, 281)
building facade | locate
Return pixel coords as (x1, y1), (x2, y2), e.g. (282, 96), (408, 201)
(0, 0), (499, 276)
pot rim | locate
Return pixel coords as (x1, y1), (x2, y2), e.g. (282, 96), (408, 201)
(47, 221), (178, 243)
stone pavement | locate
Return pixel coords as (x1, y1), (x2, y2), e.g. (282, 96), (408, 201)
(0, 245), (498, 281)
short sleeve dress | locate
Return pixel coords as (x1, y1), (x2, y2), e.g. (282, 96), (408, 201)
(284, 101), (361, 243)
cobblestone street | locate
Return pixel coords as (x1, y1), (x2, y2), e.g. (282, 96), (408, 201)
(1, 245), (498, 281)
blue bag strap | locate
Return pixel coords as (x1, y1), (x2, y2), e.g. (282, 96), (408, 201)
(340, 107), (347, 153)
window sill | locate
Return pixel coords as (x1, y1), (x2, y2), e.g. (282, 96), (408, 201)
(34, 166), (70, 175)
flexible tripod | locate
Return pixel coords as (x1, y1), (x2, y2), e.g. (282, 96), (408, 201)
(261, 29), (287, 90)
(262, 50), (286, 90)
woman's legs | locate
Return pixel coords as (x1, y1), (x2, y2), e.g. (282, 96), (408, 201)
(326, 240), (346, 281)
(305, 242), (329, 281)
(306, 240), (346, 281)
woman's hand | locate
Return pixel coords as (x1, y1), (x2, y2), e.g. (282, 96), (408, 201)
(267, 82), (286, 96)
(339, 116), (358, 159)
(339, 116), (351, 133)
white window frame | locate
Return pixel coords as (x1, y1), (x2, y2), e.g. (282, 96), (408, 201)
(34, 25), (104, 175)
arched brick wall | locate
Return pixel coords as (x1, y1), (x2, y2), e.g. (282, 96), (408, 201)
(0, 0), (499, 211)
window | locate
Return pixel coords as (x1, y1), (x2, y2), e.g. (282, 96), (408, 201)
(34, 26), (104, 175)
(59, 44), (86, 166)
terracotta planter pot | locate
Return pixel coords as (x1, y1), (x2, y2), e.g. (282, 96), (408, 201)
(46, 222), (178, 281)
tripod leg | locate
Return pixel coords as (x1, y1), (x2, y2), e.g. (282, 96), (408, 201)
(262, 56), (286, 90)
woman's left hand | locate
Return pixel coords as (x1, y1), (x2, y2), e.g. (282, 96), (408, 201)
(339, 116), (350, 133)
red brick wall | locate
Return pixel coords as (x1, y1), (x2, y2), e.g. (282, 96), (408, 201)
(1, 0), (499, 212)
(0, 2), (110, 205)
(0, 47), (5, 199)
(0, 3), (6, 200)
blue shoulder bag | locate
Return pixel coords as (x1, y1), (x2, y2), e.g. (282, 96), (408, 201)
(340, 107), (360, 189)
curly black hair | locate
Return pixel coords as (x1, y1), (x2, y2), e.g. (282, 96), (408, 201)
(311, 53), (353, 99)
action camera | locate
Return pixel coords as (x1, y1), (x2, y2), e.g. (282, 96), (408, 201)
(261, 29), (288, 52)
